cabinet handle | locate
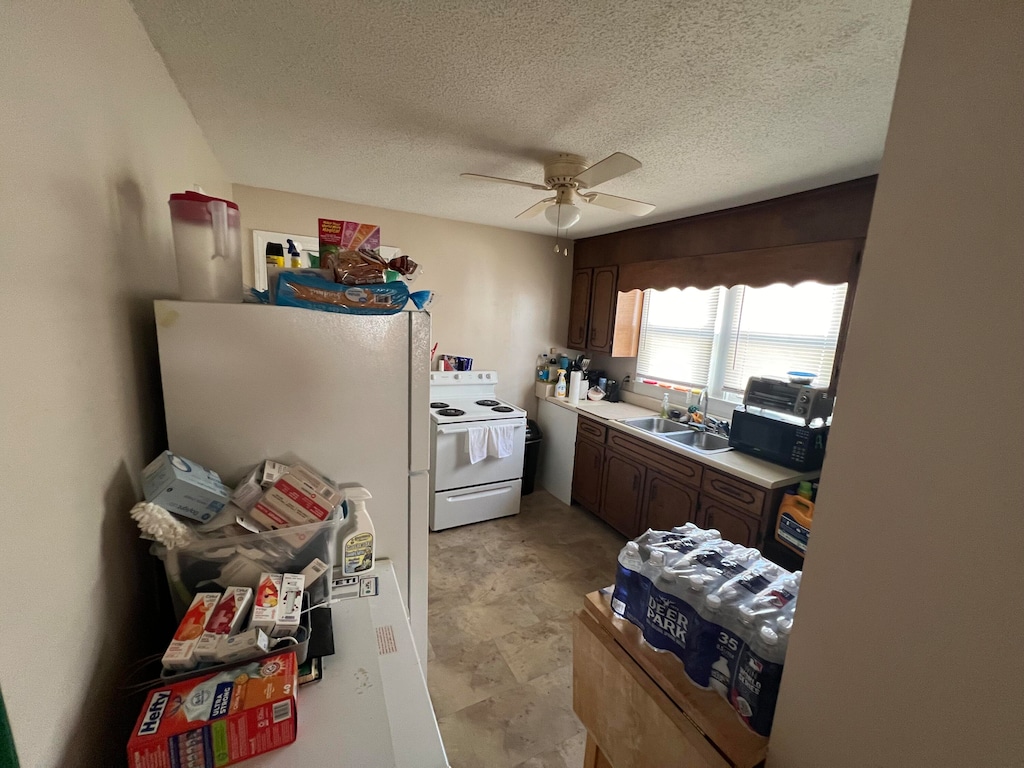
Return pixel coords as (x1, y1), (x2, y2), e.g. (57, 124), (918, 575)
(650, 484), (658, 502)
(715, 482), (745, 501)
(593, 454), (599, 469)
(632, 474), (638, 491)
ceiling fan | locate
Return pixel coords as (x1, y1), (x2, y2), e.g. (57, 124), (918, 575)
(461, 152), (655, 229)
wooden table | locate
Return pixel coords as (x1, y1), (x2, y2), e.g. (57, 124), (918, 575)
(573, 591), (768, 768)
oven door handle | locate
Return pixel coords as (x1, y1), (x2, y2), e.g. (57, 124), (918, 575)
(438, 424), (525, 435)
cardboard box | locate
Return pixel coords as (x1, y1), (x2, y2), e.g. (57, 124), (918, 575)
(162, 593), (220, 671)
(216, 627), (270, 665)
(272, 574), (305, 638)
(318, 217), (380, 256)
(194, 587), (253, 663)
(142, 451), (231, 523)
(128, 651), (298, 767)
(250, 573), (282, 633)
(250, 466), (342, 531)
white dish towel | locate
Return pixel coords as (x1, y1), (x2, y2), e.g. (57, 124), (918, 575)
(466, 426), (488, 464)
(487, 424), (516, 459)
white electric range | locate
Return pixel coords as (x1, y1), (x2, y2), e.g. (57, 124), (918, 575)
(428, 371), (527, 531)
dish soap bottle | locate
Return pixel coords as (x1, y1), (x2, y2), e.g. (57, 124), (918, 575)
(660, 392), (671, 419)
(555, 369), (568, 398)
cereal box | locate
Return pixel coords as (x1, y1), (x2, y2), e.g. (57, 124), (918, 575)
(127, 652), (298, 767)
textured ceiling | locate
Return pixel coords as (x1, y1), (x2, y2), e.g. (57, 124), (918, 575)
(131, 0), (910, 238)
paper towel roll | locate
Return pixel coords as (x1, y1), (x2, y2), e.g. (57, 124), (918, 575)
(568, 371), (583, 402)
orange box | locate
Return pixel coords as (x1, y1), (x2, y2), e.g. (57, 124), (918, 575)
(127, 651), (298, 767)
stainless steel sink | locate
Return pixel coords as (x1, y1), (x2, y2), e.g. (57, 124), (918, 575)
(620, 417), (690, 434)
(662, 430), (733, 454)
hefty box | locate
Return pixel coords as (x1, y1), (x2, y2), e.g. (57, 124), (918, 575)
(128, 651), (298, 767)
(142, 451), (231, 523)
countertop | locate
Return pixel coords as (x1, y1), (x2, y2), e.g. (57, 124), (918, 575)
(544, 396), (817, 489)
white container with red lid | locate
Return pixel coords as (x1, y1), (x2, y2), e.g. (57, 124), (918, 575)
(169, 191), (242, 302)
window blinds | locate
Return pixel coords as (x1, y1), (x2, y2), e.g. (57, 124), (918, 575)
(721, 283), (848, 391)
(637, 287), (721, 387)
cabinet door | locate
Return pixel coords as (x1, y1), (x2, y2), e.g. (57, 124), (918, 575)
(572, 438), (605, 513)
(700, 499), (760, 548)
(600, 449), (645, 537)
(567, 268), (592, 349)
(641, 470), (699, 532)
(588, 266), (618, 353)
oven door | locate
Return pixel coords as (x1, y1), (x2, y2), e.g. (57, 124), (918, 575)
(432, 417), (527, 490)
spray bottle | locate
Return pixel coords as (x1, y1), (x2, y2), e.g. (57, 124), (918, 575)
(338, 486), (376, 578)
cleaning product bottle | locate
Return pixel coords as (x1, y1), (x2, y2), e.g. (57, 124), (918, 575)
(287, 238), (302, 268)
(536, 353), (550, 382)
(554, 369), (568, 398)
(660, 392), (671, 419)
(777, 492), (815, 555)
(339, 487), (376, 576)
(797, 481), (814, 500)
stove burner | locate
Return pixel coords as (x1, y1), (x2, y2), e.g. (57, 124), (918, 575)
(430, 402), (449, 409)
(437, 408), (465, 417)
(492, 406), (514, 413)
(475, 399), (500, 407)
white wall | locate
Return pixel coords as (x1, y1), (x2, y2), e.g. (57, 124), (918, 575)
(0, 2), (230, 765)
(769, 2), (1024, 766)
(232, 185), (570, 412)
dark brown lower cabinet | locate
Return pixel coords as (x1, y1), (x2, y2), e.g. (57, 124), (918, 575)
(641, 470), (699, 532)
(599, 450), (645, 537)
(572, 438), (605, 513)
(698, 499), (761, 548)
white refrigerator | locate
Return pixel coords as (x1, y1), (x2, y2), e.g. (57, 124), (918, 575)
(153, 300), (431, 660)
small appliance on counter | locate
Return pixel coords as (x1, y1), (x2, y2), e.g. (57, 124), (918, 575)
(729, 409), (829, 470)
(743, 375), (834, 424)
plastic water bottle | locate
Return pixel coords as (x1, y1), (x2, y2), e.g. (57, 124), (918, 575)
(642, 564), (698, 660)
(730, 620), (788, 736)
(675, 543), (762, 692)
(611, 541), (643, 625)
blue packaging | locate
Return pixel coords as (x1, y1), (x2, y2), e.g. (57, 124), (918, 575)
(274, 272), (433, 315)
(642, 574), (699, 660)
(141, 451), (230, 523)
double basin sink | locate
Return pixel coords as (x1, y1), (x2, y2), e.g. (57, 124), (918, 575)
(619, 417), (733, 454)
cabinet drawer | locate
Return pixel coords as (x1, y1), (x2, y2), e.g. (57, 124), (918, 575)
(577, 416), (607, 443)
(606, 429), (702, 488)
(701, 469), (765, 519)
(573, 611), (732, 768)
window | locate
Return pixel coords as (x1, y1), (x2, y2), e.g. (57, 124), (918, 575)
(637, 281), (848, 395)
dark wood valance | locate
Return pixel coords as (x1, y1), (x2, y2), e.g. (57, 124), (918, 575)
(617, 239), (864, 293)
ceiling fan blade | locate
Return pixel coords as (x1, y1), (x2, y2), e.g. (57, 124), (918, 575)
(516, 197), (556, 219)
(582, 192), (655, 217)
(460, 173), (550, 191)
(573, 152), (642, 189)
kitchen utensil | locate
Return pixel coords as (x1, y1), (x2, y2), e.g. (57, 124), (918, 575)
(169, 191), (242, 302)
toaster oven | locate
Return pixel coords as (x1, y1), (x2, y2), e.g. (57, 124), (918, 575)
(743, 376), (834, 423)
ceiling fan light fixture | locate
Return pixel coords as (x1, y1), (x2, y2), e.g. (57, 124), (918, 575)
(544, 202), (581, 228)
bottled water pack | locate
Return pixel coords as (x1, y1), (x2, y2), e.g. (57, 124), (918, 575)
(611, 525), (801, 737)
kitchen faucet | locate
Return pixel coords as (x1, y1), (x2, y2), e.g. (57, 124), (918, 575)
(696, 386), (730, 437)
(697, 386), (710, 432)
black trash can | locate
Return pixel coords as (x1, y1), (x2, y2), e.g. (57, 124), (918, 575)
(522, 419), (543, 495)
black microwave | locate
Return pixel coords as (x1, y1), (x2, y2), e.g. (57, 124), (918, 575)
(728, 409), (829, 470)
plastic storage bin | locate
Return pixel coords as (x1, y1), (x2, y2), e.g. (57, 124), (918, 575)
(155, 517), (342, 619)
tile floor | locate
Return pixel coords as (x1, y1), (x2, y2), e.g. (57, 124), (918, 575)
(426, 490), (625, 768)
